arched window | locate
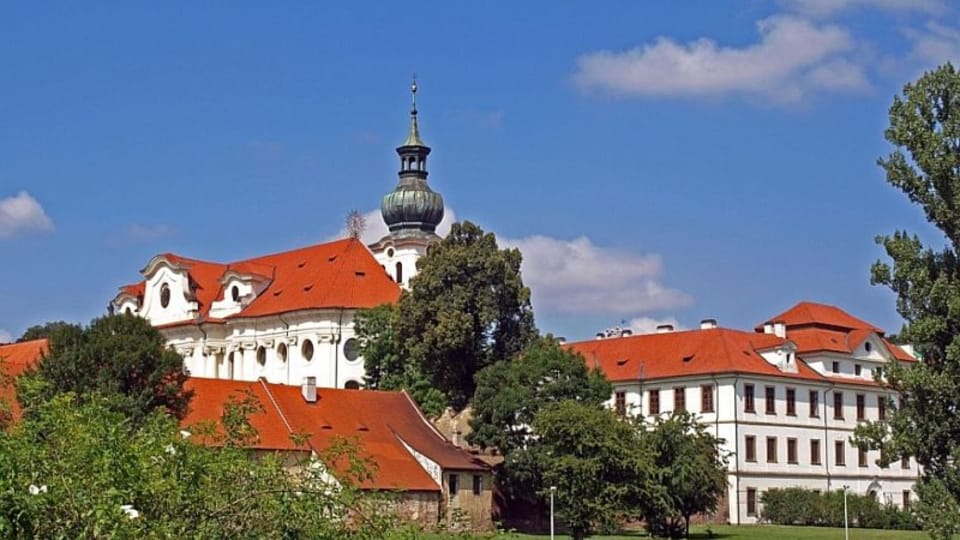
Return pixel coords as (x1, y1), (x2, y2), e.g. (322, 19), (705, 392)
(277, 342), (288, 363)
(231, 285), (240, 302)
(344, 380), (361, 390)
(395, 262), (403, 284)
(256, 346), (266, 366)
(227, 352), (235, 380)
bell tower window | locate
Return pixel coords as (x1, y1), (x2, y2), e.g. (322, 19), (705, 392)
(395, 262), (403, 284)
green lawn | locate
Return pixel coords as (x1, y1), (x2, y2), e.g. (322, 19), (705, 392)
(414, 525), (929, 539)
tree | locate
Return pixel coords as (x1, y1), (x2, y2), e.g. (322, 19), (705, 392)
(0, 392), (399, 538)
(533, 400), (659, 540)
(18, 313), (191, 423)
(858, 62), (960, 539)
(17, 321), (76, 343)
(395, 220), (537, 410)
(355, 304), (446, 417)
(641, 411), (728, 538)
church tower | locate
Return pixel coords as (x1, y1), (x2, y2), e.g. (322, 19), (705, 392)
(369, 79), (445, 288)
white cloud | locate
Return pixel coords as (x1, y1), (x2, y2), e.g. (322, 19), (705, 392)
(501, 235), (692, 315)
(781, 0), (943, 17)
(123, 223), (174, 242)
(573, 15), (867, 103)
(335, 207), (456, 245)
(628, 316), (682, 335)
(0, 192), (54, 238)
(0, 329), (11, 343)
(905, 20), (960, 65)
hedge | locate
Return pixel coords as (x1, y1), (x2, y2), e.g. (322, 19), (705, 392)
(760, 487), (919, 530)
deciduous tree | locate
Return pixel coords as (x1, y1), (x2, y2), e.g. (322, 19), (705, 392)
(858, 62), (960, 540)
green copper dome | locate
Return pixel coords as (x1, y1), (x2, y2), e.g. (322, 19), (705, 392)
(381, 80), (445, 237)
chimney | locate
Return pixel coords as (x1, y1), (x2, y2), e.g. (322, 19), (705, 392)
(700, 318), (718, 330)
(301, 376), (317, 403)
(773, 321), (787, 339)
(656, 324), (674, 333)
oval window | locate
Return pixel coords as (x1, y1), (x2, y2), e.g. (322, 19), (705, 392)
(301, 339), (314, 362)
(277, 342), (288, 363)
(864, 342), (872, 352)
(160, 283), (171, 308)
(386, 248), (395, 258)
(344, 380), (361, 390)
(256, 346), (266, 366)
(343, 338), (360, 362)
(231, 285), (240, 302)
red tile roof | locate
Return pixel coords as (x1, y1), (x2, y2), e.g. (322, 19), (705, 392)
(0, 339), (48, 422)
(758, 301), (883, 333)
(121, 238), (401, 324)
(182, 378), (487, 492)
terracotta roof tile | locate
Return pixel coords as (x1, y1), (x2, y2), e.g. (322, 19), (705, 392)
(0, 339), (48, 422)
(757, 301), (883, 333)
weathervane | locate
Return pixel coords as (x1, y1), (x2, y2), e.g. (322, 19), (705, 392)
(411, 73), (418, 114)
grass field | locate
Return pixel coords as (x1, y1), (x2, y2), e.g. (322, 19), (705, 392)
(415, 525), (930, 539)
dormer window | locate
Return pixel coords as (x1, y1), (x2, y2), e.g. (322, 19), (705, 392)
(231, 285), (240, 302)
(864, 342), (872, 353)
(160, 283), (171, 308)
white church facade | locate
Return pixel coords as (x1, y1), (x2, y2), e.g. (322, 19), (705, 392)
(567, 301), (920, 524)
(113, 82), (444, 388)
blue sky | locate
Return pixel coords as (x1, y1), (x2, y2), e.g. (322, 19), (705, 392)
(1, 1), (957, 342)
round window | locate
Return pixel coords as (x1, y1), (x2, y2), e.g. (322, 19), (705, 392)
(160, 283), (171, 308)
(256, 346), (266, 366)
(277, 342), (288, 362)
(231, 285), (240, 302)
(343, 338), (360, 362)
(301, 339), (314, 362)
(386, 248), (395, 258)
(344, 380), (361, 390)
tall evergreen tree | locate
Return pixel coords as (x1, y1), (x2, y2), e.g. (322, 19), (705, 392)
(860, 62), (960, 539)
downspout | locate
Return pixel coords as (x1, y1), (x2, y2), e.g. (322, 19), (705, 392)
(197, 323), (208, 377)
(824, 383), (833, 491)
(279, 313), (291, 384)
(733, 373), (741, 525)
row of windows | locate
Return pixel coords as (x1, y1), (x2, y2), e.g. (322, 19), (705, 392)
(744, 384), (889, 421)
(743, 435), (909, 468)
(614, 385), (716, 417)
(448, 474), (484, 497)
(224, 338), (362, 367)
(746, 488), (910, 517)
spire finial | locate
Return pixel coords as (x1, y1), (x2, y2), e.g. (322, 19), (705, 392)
(403, 74), (424, 147)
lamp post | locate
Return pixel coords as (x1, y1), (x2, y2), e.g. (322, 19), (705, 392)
(843, 485), (850, 540)
(550, 485), (557, 540)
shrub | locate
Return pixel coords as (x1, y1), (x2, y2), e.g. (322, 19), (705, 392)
(760, 487), (919, 530)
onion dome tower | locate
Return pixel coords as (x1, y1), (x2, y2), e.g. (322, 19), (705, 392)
(369, 78), (445, 288)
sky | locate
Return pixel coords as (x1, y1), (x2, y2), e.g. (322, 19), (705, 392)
(1, 1), (958, 343)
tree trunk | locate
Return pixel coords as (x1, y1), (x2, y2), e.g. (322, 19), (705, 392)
(684, 514), (691, 538)
(573, 527), (586, 540)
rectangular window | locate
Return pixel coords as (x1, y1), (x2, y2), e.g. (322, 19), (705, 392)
(811, 439), (822, 465)
(855, 364), (862, 376)
(786, 388), (796, 416)
(472, 475), (482, 495)
(746, 488), (757, 517)
(745, 384), (755, 413)
(856, 394), (866, 421)
(832, 361), (840, 373)
(787, 438), (798, 464)
(809, 390), (820, 418)
(902, 455), (910, 469)
(903, 491), (911, 510)
(834, 391), (844, 419)
(878, 396), (886, 420)
(859, 446), (868, 467)
(766, 436), (778, 463)
(448, 474), (459, 497)
(674, 387), (686, 412)
(615, 391), (626, 417)
(649, 389), (660, 415)
(835, 441), (846, 466)
(701, 384), (715, 413)
(765, 386), (776, 415)
(745, 435), (756, 462)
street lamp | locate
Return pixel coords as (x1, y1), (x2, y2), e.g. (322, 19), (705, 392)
(843, 485), (850, 540)
(550, 485), (557, 540)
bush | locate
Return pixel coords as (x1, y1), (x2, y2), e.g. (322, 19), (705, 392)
(761, 487), (919, 530)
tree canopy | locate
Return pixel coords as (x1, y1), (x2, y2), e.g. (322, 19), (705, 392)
(18, 313), (191, 423)
(858, 62), (960, 540)
(17, 321), (75, 343)
(359, 220), (537, 412)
